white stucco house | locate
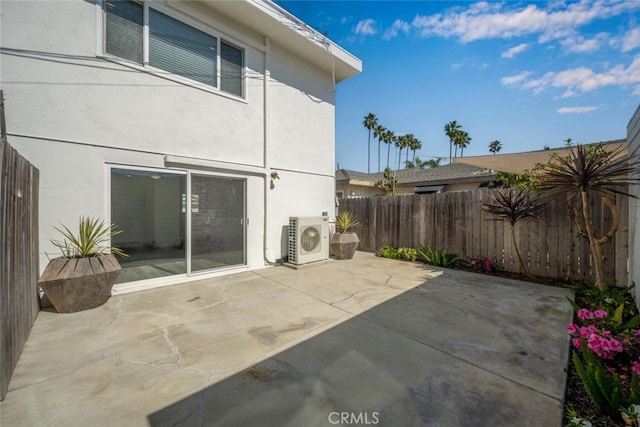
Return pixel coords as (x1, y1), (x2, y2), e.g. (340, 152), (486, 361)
(0, 0), (361, 293)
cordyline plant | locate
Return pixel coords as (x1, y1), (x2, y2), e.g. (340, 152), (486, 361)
(535, 143), (640, 289)
(481, 188), (539, 275)
(335, 211), (360, 233)
(51, 216), (128, 258)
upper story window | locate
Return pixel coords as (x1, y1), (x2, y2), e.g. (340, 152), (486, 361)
(105, 0), (244, 97)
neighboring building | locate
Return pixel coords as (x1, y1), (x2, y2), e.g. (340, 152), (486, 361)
(0, 0), (361, 293)
(453, 139), (627, 174)
(336, 163), (497, 198)
(628, 107), (640, 302)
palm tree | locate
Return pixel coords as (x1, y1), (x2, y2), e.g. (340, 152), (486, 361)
(423, 158), (441, 168)
(444, 121), (461, 162)
(456, 131), (471, 157)
(404, 134), (416, 166)
(373, 124), (386, 172)
(489, 140), (502, 155)
(536, 143), (640, 289)
(383, 129), (395, 169)
(396, 134), (409, 170)
(411, 137), (422, 162)
(407, 157), (437, 169)
(362, 113), (377, 173)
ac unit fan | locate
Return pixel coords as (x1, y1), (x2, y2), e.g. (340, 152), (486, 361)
(288, 217), (329, 265)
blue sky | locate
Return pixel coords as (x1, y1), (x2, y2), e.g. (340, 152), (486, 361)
(278, 0), (640, 173)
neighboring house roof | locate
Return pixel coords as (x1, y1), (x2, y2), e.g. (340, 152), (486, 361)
(452, 139), (626, 174)
(336, 163), (497, 187)
(208, 0), (362, 82)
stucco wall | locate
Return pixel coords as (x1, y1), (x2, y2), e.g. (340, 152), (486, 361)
(1, 0), (340, 284)
(628, 105), (640, 303)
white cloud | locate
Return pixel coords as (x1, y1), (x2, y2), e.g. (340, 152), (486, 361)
(557, 106), (598, 114)
(561, 33), (608, 53)
(410, 1), (640, 45)
(354, 18), (377, 36)
(500, 71), (533, 86)
(502, 43), (529, 59)
(383, 19), (411, 41)
(450, 57), (490, 71)
(622, 27), (640, 52)
(504, 55), (640, 95)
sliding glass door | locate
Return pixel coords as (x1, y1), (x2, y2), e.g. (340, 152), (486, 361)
(111, 169), (187, 283)
(111, 168), (246, 284)
(190, 174), (245, 273)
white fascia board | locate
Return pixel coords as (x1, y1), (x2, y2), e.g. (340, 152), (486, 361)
(242, 0), (362, 81)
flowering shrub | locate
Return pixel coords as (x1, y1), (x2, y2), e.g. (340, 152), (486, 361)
(567, 306), (640, 419)
(468, 257), (493, 273)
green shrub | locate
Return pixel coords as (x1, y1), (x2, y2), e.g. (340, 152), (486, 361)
(417, 246), (462, 268)
(572, 344), (640, 416)
(397, 247), (418, 262)
(569, 283), (639, 330)
(376, 245), (399, 259)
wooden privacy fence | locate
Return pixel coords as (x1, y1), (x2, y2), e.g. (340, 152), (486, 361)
(0, 93), (40, 400)
(340, 190), (629, 286)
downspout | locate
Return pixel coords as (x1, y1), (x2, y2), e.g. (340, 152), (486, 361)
(263, 36), (276, 264)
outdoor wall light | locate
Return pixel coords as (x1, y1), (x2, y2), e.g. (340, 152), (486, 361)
(150, 175), (162, 180)
(270, 171), (280, 181)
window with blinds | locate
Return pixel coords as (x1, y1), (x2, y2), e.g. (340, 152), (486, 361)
(105, 1), (143, 64)
(104, 0), (244, 97)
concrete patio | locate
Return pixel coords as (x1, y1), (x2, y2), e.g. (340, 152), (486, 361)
(1, 252), (573, 426)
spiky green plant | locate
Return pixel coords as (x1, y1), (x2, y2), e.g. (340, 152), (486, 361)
(481, 188), (539, 275)
(536, 143), (640, 289)
(417, 246), (462, 268)
(335, 211), (360, 233)
(572, 343), (640, 416)
(51, 216), (127, 258)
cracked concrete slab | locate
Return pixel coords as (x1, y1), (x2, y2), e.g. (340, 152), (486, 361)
(0, 252), (572, 426)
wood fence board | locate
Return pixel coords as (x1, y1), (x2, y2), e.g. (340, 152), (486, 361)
(0, 139), (39, 401)
(339, 189), (628, 286)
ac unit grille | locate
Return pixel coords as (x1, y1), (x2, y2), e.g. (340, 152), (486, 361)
(288, 217), (329, 265)
(300, 226), (321, 253)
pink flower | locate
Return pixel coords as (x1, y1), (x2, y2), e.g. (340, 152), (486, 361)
(593, 309), (608, 319)
(572, 338), (582, 349)
(567, 323), (579, 334)
(608, 338), (623, 353)
(578, 309), (594, 320)
(587, 334), (604, 356)
(579, 325), (597, 337)
(632, 361), (640, 375)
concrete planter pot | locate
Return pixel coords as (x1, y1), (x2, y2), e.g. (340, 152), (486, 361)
(330, 232), (360, 260)
(37, 254), (121, 313)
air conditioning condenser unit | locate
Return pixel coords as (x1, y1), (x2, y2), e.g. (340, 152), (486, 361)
(288, 217), (329, 265)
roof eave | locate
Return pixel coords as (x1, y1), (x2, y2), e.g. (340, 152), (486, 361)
(202, 0), (362, 82)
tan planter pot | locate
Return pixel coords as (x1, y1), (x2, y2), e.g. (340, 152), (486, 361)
(37, 254), (121, 313)
(330, 232), (359, 260)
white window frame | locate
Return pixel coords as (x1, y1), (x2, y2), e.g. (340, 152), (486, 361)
(99, 0), (246, 99)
